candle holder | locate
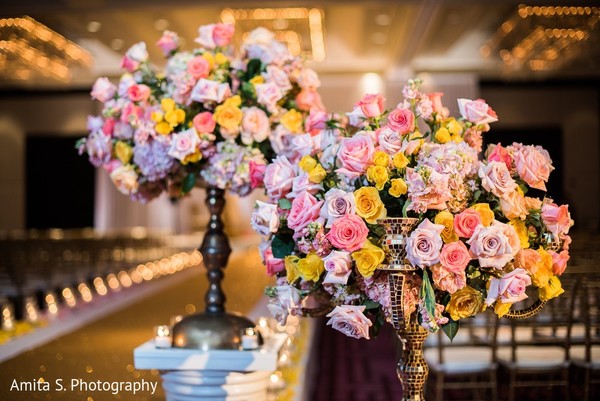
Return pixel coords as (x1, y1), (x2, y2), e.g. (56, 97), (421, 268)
(171, 186), (259, 350)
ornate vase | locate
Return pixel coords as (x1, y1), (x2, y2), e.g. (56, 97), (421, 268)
(377, 217), (428, 401)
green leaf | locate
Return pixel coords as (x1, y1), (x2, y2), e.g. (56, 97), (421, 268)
(245, 58), (263, 80)
(363, 300), (380, 310)
(271, 234), (295, 259)
(182, 173), (196, 194)
(420, 269), (436, 322)
(442, 319), (459, 341)
(278, 198), (292, 210)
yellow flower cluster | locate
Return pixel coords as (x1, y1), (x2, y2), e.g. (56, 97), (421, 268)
(281, 109), (304, 133)
(114, 141), (133, 164)
(214, 95), (243, 133)
(285, 253), (324, 283)
(434, 118), (463, 144)
(299, 155), (326, 184)
(152, 98), (186, 135)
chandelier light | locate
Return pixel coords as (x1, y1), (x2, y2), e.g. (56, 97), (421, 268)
(481, 5), (599, 73)
(0, 16), (92, 82)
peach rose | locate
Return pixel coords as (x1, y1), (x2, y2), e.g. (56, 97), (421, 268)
(511, 144), (554, 191)
(356, 94), (385, 118)
(453, 209), (482, 238)
(541, 203), (573, 238)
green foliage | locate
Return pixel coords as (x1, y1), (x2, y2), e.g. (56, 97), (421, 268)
(442, 319), (459, 341)
(182, 173), (196, 194)
(271, 234), (295, 258)
(278, 198), (292, 210)
(421, 269), (437, 323)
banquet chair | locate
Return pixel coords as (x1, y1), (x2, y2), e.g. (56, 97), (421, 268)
(424, 310), (499, 401)
(570, 273), (600, 401)
(495, 276), (581, 401)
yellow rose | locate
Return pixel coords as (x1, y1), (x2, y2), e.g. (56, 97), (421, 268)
(281, 109), (303, 134)
(224, 95), (242, 108)
(539, 275), (564, 301)
(155, 121), (172, 135)
(151, 111), (164, 123)
(435, 127), (451, 144)
(470, 203), (494, 226)
(308, 164), (327, 184)
(214, 52), (228, 65)
(445, 286), (485, 321)
(434, 210), (458, 243)
(285, 255), (301, 283)
(299, 155), (317, 172)
(354, 186), (387, 224)
(389, 178), (408, 198)
(508, 219), (530, 249)
(214, 103), (243, 132)
(352, 240), (385, 278)
(161, 98), (176, 112)
(250, 75), (265, 85)
(297, 253), (324, 282)
(165, 108), (185, 126)
(493, 300), (512, 318)
(114, 141), (133, 164)
(393, 152), (409, 169)
(445, 118), (462, 136)
(366, 165), (389, 191)
(202, 52), (215, 69)
(530, 247), (553, 288)
(372, 151), (390, 167)
(182, 151), (202, 165)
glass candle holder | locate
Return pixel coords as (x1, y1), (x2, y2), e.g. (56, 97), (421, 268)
(240, 327), (259, 350)
(154, 325), (172, 348)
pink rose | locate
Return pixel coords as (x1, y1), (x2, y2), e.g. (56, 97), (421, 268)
(249, 160), (266, 189)
(287, 191), (323, 232)
(241, 106), (270, 145)
(156, 30), (179, 56)
(439, 241), (471, 273)
(321, 188), (356, 228)
(485, 268), (531, 306)
(467, 221), (516, 270)
(356, 94), (385, 118)
(454, 209), (482, 238)
(511, 144), (554, 191)
(288, 172), (323, 199)
(327, 214), (368, 252)
(187, 56), (211, 80)
(251, 200), (280, 236)
(259, 244), (285, 276)
(192, 111), (216, 133)
(305, 109), (328, 136)
(478, 160), (517, 198)
(386, 108), (414, 135)
(91, 77), (116, 102)
(127, 84), (151, 102)
(548, 249), (570, 276)
(212, 23), (234, 47)
(430, 264), (467, 294)
(428, 92), (449, 118)
(346, 106), (365, 127)
(406, 219), (444, 268)
(541, 203), (573, 238)
(326, 305), (372, 340)
(457, 98), (498, 125)
(102, 118), (116, 137)
(263, 155), (296, 199)
(377, 127), (403, 155)
(120, 103), (143, 125)
(190, 79), (231, 103)
(296, 88), (325, 112)
(487, 143), (512, 170)
(297, 68), (321, 89)
(168, 127), (200, 161)
(264, 66), (292, 92)
(405, 167), (451, 213)
(336, 133), (375, 178)
(322, 250), (352, 285)
(256, 83), (283, 113)
(120, 42), (148, 72)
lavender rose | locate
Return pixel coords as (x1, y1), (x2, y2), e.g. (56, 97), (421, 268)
(326, 305), (372, 340)
(405, 218), (444, 268)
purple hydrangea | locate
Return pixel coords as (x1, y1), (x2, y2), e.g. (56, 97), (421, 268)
(133, 137), (177, 182)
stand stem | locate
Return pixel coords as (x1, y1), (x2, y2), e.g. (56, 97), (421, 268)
(200, 186), (231, 315)
(397, 323), (429, 401)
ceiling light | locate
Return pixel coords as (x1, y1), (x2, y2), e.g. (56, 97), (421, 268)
(371, 32), (387, 45)
(375, 14), (391, 26)
(86, 21), (101, 33)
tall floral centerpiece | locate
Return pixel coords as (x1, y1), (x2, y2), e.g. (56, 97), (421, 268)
(252, 79), (573, 399)
(78, 23), (329, 349)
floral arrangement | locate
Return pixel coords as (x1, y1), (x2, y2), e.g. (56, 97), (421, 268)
(252, 79), (574, 340)
(78, 23), (328, 202)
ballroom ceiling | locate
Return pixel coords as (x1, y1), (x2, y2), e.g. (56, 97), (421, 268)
(1, 0), (599, 88)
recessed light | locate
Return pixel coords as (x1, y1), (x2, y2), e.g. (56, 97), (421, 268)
(375, 14), (391, 26)
(111, 38), (124, 50)
(371, 32), (386, 45)
(154, 19), (169, 31)
(87, 21), (101, 33)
